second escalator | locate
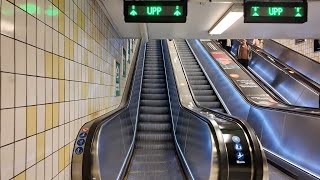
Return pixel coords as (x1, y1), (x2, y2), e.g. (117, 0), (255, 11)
(175, 39), (225, 113)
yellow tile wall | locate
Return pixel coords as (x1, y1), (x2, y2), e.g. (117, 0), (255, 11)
(274, 39), (320, 63)
(0, 0), (137, 179)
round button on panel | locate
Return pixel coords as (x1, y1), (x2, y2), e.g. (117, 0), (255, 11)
(232, 136), (241, 143)
(75, 147), (84, 155)
(77, 139), (86, 146)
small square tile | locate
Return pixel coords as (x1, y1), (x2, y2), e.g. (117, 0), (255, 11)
(53, 30), (59, 54)
(1, 144), (14, 180)
(15, 40), (27, 74)
(27, 45), (37, 75)
(15, 74), (27, 107)
(15, 6), (27, 42)
(58, 147), (65, 172)
(1, 0), (15, 37)
(58, 10), (65, 35)
(53, 6), (59, 31)
(1, 73), (15, 108)
(59, 102), (65, 125)
(59, 80), (65, 101)
(1, 108), (15, 146)
(45, 129), (53, 157)
(52, 79), (58, 104)
(59, 57), (65, 79)
(26, 135), (37, 168)
(45, 52), (53, 78)
(37, 49), (45, 77)
(59, 125), (65, 148)
(46, 78), (53, 103)
(45, 0), (53, 27)
(27, 76), (37, 106)
(37, 132), (45, 162)
(45, 155), (53, 180)
(46, 104), (53, 130)
(37, 105), (45, 133)
(15, 139), (26, 175)
(37, 77), (46, 104)
(52, 127), (59, 152)
(1, 35), (15, 72)
(37, 20), (45, 49)
(15, 107), (27, 141)
(59, 31), (64, 57)
(53, 103), (59, 127)
(53, 54), (59, 78)
(52, 151), (59, 177)
(45, 25), (53, 52)
(27, 14), (37, 46)
(36, 160), (45, 180)
(27, 106), (37, 137)
(26, 165), (36, 180)
(15, 171), (26, 180)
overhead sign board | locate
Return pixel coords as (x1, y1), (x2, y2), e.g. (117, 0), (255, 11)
(244, 1), (307, 23)
(124, 1), (187, 23)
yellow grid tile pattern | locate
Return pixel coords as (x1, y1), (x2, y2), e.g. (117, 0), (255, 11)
(274, 39), (320, 63)
(0, 0), (137, 179)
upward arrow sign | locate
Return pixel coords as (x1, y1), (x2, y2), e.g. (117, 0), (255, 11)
(174, 6), (182, 16)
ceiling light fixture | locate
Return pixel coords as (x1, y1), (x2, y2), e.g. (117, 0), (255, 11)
(209, 4), (243, 35)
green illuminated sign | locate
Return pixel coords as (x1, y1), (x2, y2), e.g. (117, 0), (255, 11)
(124, 1), (187, 23)
(249, 5), (305, 18)
(128, 5), (183, 17)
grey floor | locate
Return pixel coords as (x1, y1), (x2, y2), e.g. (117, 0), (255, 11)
(269, 163), (295, 180)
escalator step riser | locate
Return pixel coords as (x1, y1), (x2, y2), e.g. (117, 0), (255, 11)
(198, 102), (221, 108)
(136, 133), (172, 141)
(140, 106), (169, 114)
(135, 142), (174, 150)
(196, 96), (217, 102)
(189, 80), (210, 85)
(140, 100), (169, 107)
(139, 114), (170, 122)
(141, 89), (167, 95)
(138, 123), (172, 131)
(192, 85), (211, 90)
(142, 84), (166, 89)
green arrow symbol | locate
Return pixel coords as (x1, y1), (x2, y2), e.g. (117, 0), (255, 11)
(130, 5), (138, 16)
(174, 6), (182, 16)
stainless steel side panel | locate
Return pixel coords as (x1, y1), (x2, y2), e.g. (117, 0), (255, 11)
(263, 39), (320, 85)
(188, 39), (320, 179)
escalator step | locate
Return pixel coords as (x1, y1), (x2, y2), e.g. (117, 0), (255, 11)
(193, 90), (215, 96)
(142, 83), (166, 89)
(138, 122), (172, 131)
(187, 76), (207, 80)
(141, 88), (167, 95)
(141, 94), (168, 100)
(195, 95), (217, 102)
(139, 114), (171, 122)
(191, 85), (211, 90)
(198, 101), (221, 108)
(136, 132), (172, 141)
(140, 99), (168, 106)
(135, 141), (174, 149)
(189, 80), (210, 85)
(140, 106), (170, 114)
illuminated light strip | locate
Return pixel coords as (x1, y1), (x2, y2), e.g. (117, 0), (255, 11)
(264, 148), (320, 179)
(209, 4), (243, 35)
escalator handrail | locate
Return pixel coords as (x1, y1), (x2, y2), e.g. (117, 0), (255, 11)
(197, 39), (320, 116)
(71, 40), (142, 180)
(172, 40), (266, 180)
(247, 40), (320, 92)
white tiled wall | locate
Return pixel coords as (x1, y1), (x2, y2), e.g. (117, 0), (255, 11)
(273, 39), (320, 63)
(0, 0), (136, 179)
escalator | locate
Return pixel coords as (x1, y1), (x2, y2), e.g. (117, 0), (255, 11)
(174, 39), (225, 112)
(125, 40), (185, 179)
(71, 39), (268, 180)
(183, 39), (320, 180)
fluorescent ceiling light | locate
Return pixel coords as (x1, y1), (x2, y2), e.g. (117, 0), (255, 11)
(209, 5), (243, 35)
